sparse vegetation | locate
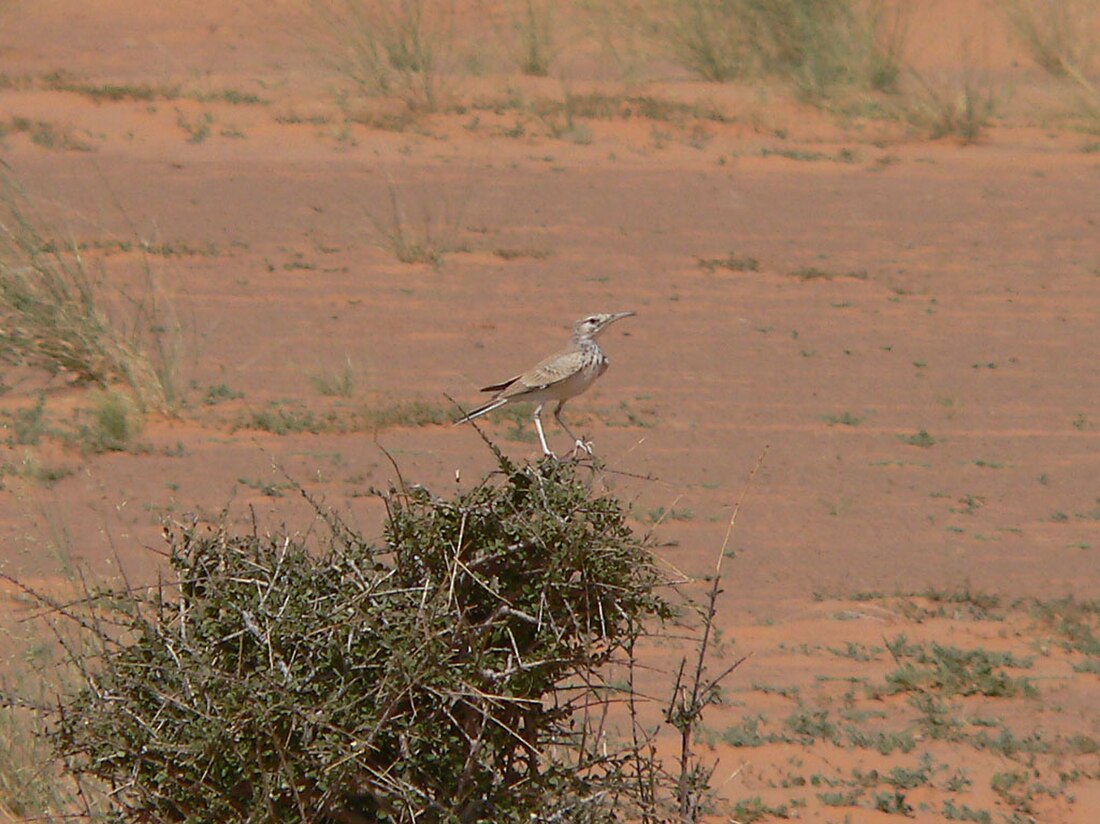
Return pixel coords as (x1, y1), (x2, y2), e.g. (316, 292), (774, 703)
(233, 398), (450, 435)
(0, 704), (71, 818)
(40, 72), (267, 106)
(493, 246), (552, 261)
(43, 73), (178, 102)
(366, 175), (469, 266)
(761, 146), (857, 162)
(174, 108), (214, 143)
(644, 504), (695, 523)
(0, 175), (184, 412)
(359, 398), (451, 429)
(696, 252), (759, 273)
(1, 117), (95, 152)
(76, 389), (141, 453)
(2, 2), (1100, 819)
(906, 70), (997, 143)
(790, 266), (868, 281)
(235, 401), (333, 435)
(631, 0), (909, 99)
(310, 0), (458, 112)
(0, 453), (74, 487)
(44, 455), (688, 821)
(202, 383), (244, 405)
(899, 428), (937, 447)
(308, 359), (355, 397)
(878, 636), (1037, 698)
(999, 0), (1099, 110)
(730, 796), (792, 822)
(493, 0), (557, 76)
(822, 411), (864, 426)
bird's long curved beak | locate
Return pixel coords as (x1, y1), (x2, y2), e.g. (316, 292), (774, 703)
(607, 311), (635, 324)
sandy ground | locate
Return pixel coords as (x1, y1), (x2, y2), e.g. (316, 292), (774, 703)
(0, 0), (1098, 821)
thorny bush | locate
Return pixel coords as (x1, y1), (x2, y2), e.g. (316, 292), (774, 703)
(53, 453), (673, 822)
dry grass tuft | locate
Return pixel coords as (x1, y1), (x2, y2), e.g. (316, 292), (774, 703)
(0, 175), (185, 412)
(309, 0), (460, 112)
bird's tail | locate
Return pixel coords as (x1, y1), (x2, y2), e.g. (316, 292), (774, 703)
(453, 397), (508, 425)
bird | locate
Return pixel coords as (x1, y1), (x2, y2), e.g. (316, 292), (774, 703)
(455, 312), (635, 457)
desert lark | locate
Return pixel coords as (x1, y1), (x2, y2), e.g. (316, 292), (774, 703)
(455, 312), (634, 457)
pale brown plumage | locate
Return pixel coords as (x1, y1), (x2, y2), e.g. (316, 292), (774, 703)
(455, 312), (634, 456)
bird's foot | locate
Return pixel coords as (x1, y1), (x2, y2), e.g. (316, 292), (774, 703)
(569, 439), (594, 458)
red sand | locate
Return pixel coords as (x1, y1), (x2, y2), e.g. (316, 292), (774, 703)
(1, 1), (1098, 820)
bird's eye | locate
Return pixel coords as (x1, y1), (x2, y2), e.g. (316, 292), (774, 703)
(586, 316), (598, 324)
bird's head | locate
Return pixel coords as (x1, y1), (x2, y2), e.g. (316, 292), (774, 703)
(572, 311), (635, 341)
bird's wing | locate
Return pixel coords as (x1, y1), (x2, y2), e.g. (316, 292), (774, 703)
(479, 376), (520, 393)
(499, 347), (586, 398)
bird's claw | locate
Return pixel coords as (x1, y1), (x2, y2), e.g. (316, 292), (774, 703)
(569, 439), (594, 458)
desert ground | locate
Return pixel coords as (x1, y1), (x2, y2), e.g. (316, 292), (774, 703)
(0, 0), (1099, 821)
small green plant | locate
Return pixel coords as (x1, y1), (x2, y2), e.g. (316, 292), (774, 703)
(645, 505), (695, 523)
(0, 453), (74, 487)
(817, 788), (864, 806)
(762, 146), (858, 163)
(359, 399), (450, 428)
(190, 88), (267, 105)
(790, 266), (868, 281)
(696, 252), (759, 273)
(899, 428), (937, 447)
(907, 70), (996, 143)
(7, 394), (48, 445)
(822, 411), (864, 426)
(731, 796), (791, 823)
(784, 708), (838, 744)
(174, 108), (214, 143)
(236, 401), (331, 435)
(844, 726), (916, 754)
(909, 693), (965, 741)
(366, 174), (468, 266)
(884, 756), (934, 789)
(493, 246), (552, 260)
(871, 788), (912, 815)
(943, 768), (972, 792)
(752, 682), (800, 698)
(951, 493), (986, 515)
(43, 72), (179, 101)
(85, 389), (139, 452)
(880, 637), (1037, 698)
(721, 715), (768, 747)
(943, 799), (992, 822)
(236, 476), (294, 497)
(202, 383), (244, 405)
(4, 117), (95, 151)
(309, 359), (355, 397)
(828, 641), (882, 661)
(991, 770), (1037, 811)
(1028, 596), (1100, 655)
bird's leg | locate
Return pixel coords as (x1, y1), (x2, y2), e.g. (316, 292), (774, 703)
(533, 404), (556, 458)
(554, 401), (592, 457)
